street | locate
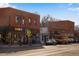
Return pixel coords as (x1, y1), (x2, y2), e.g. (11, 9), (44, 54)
(0, 44), (79, 56)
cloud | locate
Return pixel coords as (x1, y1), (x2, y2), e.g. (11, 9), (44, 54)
(67, 3), (79, 11)
(0, 3), (16, 8)
(68, 7), (79, 11)
(68, 3), (73, 6)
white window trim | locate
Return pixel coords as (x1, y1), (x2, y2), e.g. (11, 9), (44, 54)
(22, 19), (25, 24)
(29, 18), (31, 23)
(16, 16), (18, 23)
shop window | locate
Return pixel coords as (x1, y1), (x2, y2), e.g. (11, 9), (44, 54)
(54, 31), (60, 35)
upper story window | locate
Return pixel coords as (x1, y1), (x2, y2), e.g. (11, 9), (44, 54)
(22, 19), (25, 24)
(28, 18), (31, 23)
(16, 15), (22, 23)
(34, 20), (36, 24)
(34, 20), (37, 26)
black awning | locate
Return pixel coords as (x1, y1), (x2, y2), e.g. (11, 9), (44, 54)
(0, 27), (10, 33)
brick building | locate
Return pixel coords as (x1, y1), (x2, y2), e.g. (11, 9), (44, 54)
(0, 7), (40, 45)
(48, 20), (74, 38)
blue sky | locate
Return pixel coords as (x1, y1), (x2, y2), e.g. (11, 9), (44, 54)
(8, 3), (79, 25)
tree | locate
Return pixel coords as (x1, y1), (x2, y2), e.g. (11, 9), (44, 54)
(74, 25), (79, 39)
(41, 15), (51, 27)
(74, 25), (79, 31)
(41, 15), (59, 27)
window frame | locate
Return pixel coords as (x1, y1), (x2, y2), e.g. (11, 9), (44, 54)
(15, 15), (22, 24)
(28, 17), (31, 23)
(22, 18), (25, 24)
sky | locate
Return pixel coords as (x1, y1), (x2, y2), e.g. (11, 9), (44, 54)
(0, 3), (79, 25)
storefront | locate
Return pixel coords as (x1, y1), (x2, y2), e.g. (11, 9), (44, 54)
(40, 27), (49, 44)
(0, 27), (40, 45)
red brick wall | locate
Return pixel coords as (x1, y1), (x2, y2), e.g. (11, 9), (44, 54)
(48, 20), (74, 34)
(0, 7), (40, 32)
(0, 8), (9, 27)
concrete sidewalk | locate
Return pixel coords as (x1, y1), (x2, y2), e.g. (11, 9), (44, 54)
(0, 44), (42, 47)
(0, 44), (43, 53)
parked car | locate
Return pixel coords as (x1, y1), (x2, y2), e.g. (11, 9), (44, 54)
(75, 39), (78, 43)
(75, 38), (79, 43)
(55, 39), (68, 44)
(67, 38), (71, 43)
(46, 38), (57, 45)
(68, 38), (75, 43)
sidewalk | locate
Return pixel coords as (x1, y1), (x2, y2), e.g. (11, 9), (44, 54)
(0, 44), (44, 53)
(0, 44), (42, 47)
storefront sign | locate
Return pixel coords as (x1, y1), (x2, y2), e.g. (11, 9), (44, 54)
(15, 28), (22, 31)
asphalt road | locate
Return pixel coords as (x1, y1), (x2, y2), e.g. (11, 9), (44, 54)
(0, 43), (79, 56)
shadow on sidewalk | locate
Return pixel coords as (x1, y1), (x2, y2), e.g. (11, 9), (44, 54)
(0, 44), (44, 53)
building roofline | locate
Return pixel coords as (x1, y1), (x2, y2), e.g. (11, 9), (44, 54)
(48, 20), (74, 23)
(0, 7), (40, 16)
